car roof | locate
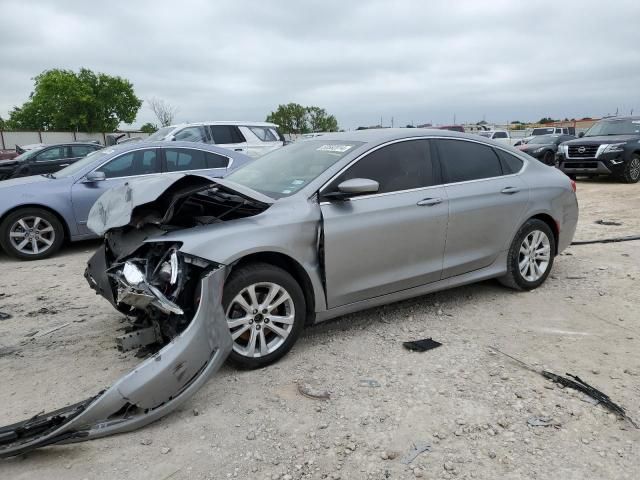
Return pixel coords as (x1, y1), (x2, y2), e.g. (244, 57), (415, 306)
(97, 140), (249, 157)
(600, 116), (640, 122)
(166, 121), (278, 129)
(305, 127), (489, 144)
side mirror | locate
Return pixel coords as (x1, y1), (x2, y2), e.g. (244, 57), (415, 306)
(578, 132), (585, 138)
(325, 178), (379, 200)
(84, 171), (106, 183)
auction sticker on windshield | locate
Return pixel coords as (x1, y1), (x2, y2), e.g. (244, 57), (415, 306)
(316, 145), (353, 153)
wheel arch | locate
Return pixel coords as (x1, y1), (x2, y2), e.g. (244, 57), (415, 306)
(232, 251), (317, 325)
(0, 204), (71, 243)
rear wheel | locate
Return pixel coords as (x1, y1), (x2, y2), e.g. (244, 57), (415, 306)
(0, 208), (64, 260)
(499, 219), (555, 291)
(620, 154), (640, 183)
(223, 263), (305, 368)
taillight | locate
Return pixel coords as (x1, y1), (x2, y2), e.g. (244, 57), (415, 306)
(570, 179), (577, 192)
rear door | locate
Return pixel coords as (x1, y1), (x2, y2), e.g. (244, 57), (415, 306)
(320, 139), (448, 308)
(434, 139), (529, 278)
(71, 148), (161, 235)
(208, 125), (248, 155)
(67, 144), (100, 166)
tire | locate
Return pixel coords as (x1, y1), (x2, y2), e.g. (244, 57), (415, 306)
(620, 154), (640, 183)
(498, 219), (556, 291)
(223, 262), (306, 368)
(0, 208), (65, 260)
(542, 151), (554, 166)
(566, 174), (576, 180)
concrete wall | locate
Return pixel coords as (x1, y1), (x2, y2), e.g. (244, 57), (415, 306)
(0, 131), (150, 149)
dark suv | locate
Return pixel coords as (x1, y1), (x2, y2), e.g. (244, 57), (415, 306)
(0, 142), (102, 180)
(557, 117), (640, 183)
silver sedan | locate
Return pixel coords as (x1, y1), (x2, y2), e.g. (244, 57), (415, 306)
(0, 129), (578, 457)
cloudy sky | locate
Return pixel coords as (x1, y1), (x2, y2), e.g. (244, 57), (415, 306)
(1, 0), (639, 129)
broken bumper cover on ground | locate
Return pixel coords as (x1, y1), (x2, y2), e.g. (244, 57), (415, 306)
(0, 267), (232, 458)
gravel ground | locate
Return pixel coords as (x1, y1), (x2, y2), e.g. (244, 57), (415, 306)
(0, 178), (639, 480)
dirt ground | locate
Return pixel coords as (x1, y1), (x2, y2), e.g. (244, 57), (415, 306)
(1, 178), (638, 480)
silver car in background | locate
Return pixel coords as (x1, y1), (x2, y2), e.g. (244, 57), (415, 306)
(1, 128), (578, 457)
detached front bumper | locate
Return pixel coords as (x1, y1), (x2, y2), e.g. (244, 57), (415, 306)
(0, 265), (232, 458)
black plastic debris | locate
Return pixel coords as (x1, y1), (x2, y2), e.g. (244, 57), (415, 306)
(400, 441), (431, 464)
(403, 338), (442, 352)
(595, 219), (623, 226)
(0, 312), (11, 321)
(572, 234), (640, 245)
(490, 346), (639, 429)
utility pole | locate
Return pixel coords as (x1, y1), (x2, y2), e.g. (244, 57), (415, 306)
(453, 113), (456, 125)
(391, 116), (394, 128)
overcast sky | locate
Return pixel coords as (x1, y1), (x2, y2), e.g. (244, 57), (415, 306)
(1, 0), (639, 130)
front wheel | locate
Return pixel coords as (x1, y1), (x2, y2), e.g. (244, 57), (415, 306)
(620, 155), (640, 183)
(0, 208), (65, 260)
(223, 263), (306, 368)
(542, 151), (555, 166)
(498, 219), (555, 291)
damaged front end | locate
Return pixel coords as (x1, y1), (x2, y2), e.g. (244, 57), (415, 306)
(0, 174), (274, 458)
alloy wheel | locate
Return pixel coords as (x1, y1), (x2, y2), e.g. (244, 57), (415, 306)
(9, 216), (56, 256)
(225, 282), (295, 358)
(518, 230), (551, 282)
(630, 158), (640, 181)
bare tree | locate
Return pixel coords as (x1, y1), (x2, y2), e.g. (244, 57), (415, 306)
(148, 97), (178, 127)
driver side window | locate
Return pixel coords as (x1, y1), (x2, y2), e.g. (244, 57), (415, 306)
(97, 149), (160, 178)
(330, 139), (436, 194)
(34, 147), (65, 162)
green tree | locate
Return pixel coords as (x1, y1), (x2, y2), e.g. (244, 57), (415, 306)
(0, 116), (5, 130)
(538, 117), (557, 124)
(140, 122), (158, 134)
(266, 103), (339, 134)
(306, 106), (338, 132)
(7, 68), (142, 132)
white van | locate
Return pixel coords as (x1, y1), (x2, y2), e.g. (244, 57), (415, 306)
(147, 121), (285, 158)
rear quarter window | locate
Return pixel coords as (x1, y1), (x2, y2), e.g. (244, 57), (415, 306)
(495, 149), (524, 174)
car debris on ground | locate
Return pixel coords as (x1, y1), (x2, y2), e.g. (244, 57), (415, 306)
(571, 234), (640, 245)
(400, 441), (431, 464)
(490, 346), (638, 429)
(402, 338), (442, 352)
(0, 312), (11, 321)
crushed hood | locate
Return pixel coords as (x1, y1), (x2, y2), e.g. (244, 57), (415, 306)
(87, 173), (274, 236)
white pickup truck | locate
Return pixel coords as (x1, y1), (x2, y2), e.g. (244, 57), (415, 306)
(477, 130), (511, 145)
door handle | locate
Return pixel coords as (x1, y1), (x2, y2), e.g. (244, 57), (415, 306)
(234, 148), (243, 151)
(501, 187), (520, 194)
(417, 197), (443, 206)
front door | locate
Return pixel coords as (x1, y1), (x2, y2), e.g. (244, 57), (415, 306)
(71, 148), (161, 235)
(320, 139), (448, 308)
(28, 146), (68, 175)
(434, 139), (529, 278)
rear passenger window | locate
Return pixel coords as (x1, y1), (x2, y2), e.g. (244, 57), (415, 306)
(205, 152), (229, 168)
(495, 149), (524, 174)
(165, 148), (206, 171)
(210, 125), (245, 144)
(437, 139), (502, 182)
(70, 145), (96, 157)
(334, 139), (436, 194)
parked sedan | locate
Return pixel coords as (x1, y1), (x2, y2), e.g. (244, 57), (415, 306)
(0, 129), (579, 457)
(516, 134), (576, 165)
(0, 142), (251, 260)
(0, 142), (103, 180)
(87, 129), (579, 371)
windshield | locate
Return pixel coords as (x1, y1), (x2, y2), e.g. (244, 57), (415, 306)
(10, 148), (42, 162)
(55, 148), (110, 178)
(477, 132), (491, 137)
(226, 140), (363, 199)
(585, 119), (640, 137)
(146, 126), (176, 141)
(527, 135), (558, 145)
(532, 128), (555, 136)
